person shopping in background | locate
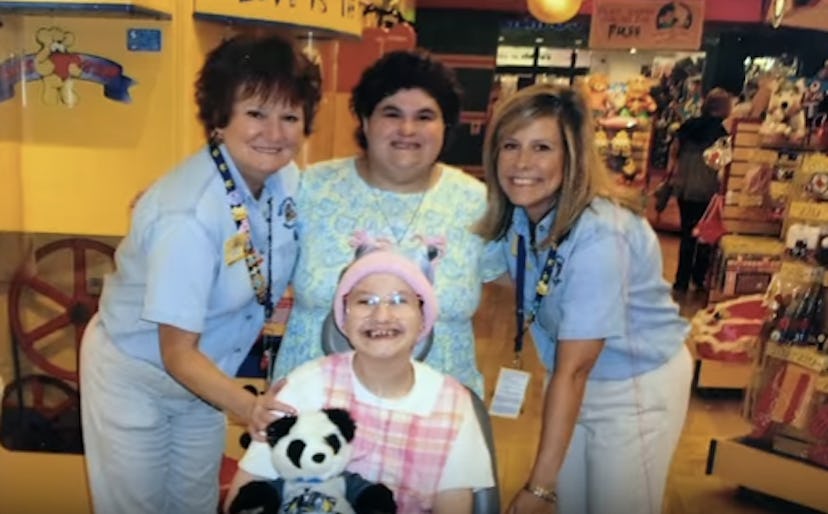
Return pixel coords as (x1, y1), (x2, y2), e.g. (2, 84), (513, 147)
(79, 34), (321, 514)
(668, 87), (732, 294)
(226, 245), (494, 514)
(477, 83), (692, 514)
(272, 50), (505, 397)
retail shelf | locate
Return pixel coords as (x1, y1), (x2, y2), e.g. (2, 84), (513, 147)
(693, 357), (753, 390)
(0, 2), (170, 19)
(707, 437), (828, 513)
(191, 12), (357, 40)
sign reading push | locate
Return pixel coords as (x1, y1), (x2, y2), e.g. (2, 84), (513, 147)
(589, 0), (705, 50)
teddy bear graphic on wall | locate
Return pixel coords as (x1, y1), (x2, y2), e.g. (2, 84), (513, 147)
(34, 27), (83, 107)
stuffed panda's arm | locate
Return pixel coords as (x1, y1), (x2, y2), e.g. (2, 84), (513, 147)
(226, 478), (284, 514)
(344, 471), (397, 514)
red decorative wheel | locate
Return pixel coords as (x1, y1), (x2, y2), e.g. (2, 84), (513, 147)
(8, 238), (115, 383)
(1, 374), (82, 453)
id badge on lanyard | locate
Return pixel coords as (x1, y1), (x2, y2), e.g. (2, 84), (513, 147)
(489, 234), (561, 419)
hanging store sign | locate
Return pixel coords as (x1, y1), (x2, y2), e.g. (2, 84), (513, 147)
(589, 0), (705, 50)
(496, 46), (536, 67)
(194, 0), (363, 37)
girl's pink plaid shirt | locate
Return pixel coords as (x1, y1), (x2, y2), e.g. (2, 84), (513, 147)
(321, 353), (466, 513)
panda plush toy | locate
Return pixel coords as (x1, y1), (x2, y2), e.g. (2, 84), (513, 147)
(229, 408), (396, 514)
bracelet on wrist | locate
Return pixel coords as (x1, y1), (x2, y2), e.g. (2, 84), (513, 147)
(523, 483), (557, 504)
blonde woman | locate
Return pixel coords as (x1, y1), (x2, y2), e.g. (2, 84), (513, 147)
(477, 83), (691, 514)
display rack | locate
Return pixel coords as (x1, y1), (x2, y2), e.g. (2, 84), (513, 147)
(707, 436), (828, 512)
(706, 146), (828, 509)
(690, 119), (786, 390)
(597, 121), (652, 194)
(722, 119), (784, 238)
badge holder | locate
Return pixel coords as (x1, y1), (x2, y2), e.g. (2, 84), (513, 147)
(489, 347), (531, 419)
(489, 235), (560, 418)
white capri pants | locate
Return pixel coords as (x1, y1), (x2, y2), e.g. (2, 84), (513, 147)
(554, 344), (693, 514)
(80, 315), (226, 514)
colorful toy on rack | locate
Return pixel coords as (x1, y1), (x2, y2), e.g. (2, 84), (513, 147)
(709, 235), (784, 301)
(759, 78), (808, 144)
(606, 83), (629, 119)
(802, 78), (827, 126)
(624, 75), (657, 122)
(594, 128), (609, 156)
(606, 130), (639, 183)
(690, 294), (769, 362)
(680, 76), (703, 119)
(584, 73), (611, 119)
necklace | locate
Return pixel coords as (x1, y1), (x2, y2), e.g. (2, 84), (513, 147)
(370, 187), (428, 245)
(359, 159), (436, 246)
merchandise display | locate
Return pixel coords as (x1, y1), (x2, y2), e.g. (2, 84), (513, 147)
(707, 127), (828, 509)
(587, 74), (656, 191)
(708, 235), (785, 303)
(690, 294), (769, 362)
(743, 262), (828, 471)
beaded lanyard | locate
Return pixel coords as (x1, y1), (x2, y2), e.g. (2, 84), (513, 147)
(208, 143), (274, 320)
(514, 234), (564, 368)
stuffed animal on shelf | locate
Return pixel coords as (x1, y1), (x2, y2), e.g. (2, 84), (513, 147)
(594, 128), (609, 156)
(606, 83), (628, 118)
(760, 78), (808, 143)
(681, 76), (703, 119)
(585, 73), (611, 118)
(610, 130), (632, 160)
(625, 75), (657, 121)
(608, 130), (640, 183)
(228, 409), (397, 514)
(802, 78), (827, 126)
(621, 156), (638, 183)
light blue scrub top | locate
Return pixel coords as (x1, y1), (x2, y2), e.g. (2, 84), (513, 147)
(98, 144), (299, 376)
(495, 197), (688, 380)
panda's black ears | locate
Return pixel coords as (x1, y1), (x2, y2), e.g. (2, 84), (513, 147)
(266, 416), (298, 446)
(324, 408), (356, 442)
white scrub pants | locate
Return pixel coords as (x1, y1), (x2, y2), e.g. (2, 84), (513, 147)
(80, 315), (226, 514)
(555, 344), (693, 514)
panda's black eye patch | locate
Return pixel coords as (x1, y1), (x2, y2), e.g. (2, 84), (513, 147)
(266, 416), (297, 446)
(325, 434), (341, 454)
(287, 439), (306, 468)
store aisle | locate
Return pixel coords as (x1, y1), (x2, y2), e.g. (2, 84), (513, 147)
(476, 231), (821, 514)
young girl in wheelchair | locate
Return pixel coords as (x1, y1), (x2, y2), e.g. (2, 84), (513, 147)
(225, 243), (494, 514)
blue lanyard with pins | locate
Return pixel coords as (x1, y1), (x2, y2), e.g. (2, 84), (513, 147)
(514, 234), (563, 368)
(208, 143), (274, 320)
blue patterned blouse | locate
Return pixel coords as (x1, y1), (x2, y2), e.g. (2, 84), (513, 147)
(272, 158), (505, 396)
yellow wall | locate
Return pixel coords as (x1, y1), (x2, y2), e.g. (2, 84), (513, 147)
(0, 16), (24, 235)
(5, 3), (352, 237)
(17, 15), (178, 236)
(0, 4), (364, 512)
(0, 0), (360, 385)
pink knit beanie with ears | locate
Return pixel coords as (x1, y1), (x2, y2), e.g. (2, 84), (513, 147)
(333, 250), (439, 341)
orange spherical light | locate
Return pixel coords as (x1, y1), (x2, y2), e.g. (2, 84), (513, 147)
(527, 0), (583, 24)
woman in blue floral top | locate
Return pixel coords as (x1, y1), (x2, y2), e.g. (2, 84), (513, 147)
(271, 50), (505, 397)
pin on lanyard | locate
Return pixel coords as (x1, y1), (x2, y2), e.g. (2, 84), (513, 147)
(514, 235), (561, 368)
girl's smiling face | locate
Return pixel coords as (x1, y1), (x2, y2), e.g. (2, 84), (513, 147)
(342, 273), (424, 361)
